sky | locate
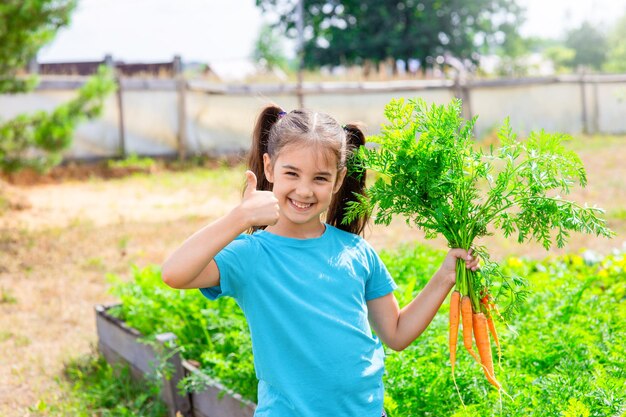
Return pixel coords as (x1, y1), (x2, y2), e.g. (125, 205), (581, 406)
(38, 0), (626, 65)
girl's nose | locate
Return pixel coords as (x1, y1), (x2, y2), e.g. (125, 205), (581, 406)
(295, 182), (314, 198)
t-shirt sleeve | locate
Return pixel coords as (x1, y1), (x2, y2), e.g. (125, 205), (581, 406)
(199, 234), (255, 301)
(364, 243), (397, 301)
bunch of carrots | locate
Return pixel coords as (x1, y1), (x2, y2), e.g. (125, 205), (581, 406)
(345, 98), (614, 393)
(449, 265), (502, 390)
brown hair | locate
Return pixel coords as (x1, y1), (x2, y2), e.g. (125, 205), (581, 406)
(248, 104), (370, 235)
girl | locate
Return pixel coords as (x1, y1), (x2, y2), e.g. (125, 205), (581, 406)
(162, 105), (478, 417)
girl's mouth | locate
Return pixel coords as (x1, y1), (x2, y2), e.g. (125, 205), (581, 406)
(289, 198), (313, 210)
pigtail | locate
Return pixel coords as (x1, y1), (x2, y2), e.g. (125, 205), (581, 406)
(247, 105), (283, 232)
(248, 105), (284, 192)
(326, 123), (370, 236)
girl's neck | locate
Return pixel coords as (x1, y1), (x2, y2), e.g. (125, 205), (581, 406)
(265, 220), (326, 239)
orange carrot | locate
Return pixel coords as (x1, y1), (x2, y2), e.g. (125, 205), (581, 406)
(481, 296), (502, 363)
(473, 312), (501, 389)
(449, 291), (461, 374)
(460, 295), (480, 362)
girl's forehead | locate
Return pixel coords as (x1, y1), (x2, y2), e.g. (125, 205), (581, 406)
(275, 143), (339, 171)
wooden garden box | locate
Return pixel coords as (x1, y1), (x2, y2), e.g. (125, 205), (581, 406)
(95, 304), (256, 417)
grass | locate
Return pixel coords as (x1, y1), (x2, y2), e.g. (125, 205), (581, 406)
(28, 353), (167, 417)
(0, 287), (17, 304)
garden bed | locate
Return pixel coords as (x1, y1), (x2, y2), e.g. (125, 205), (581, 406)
(99, 246), (626, 417)
(95, 304), (255, 417)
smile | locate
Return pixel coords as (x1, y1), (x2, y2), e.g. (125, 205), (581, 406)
(289, 199), (313, 210)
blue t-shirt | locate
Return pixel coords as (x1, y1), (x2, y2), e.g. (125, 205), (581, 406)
(200, 224), (397, 417)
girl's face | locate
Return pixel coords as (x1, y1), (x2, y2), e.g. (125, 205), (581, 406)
(263, 143), (346, 238)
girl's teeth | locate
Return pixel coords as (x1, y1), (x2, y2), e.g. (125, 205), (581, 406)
(291, 199), (311, 209)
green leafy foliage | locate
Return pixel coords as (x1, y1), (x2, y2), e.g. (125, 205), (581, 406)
(0, 0), (114, 175)
(564, 21), (608, 71)
(256, 0), (523, 69)
(252, 23), (290, 72)
(0, 0), (77, 94)
(108, 246), (626, 416)
(346, 98), (613, 310)
(383, 247), (626, 417)
(605, 13), (626, 73)
(0, 66), (116, 173)
(107, 265), (257, 401)
(30, 354), (167, 417)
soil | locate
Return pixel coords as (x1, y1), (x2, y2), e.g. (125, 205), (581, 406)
(0, 141), (624, 415)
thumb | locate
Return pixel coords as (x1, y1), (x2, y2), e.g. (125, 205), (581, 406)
(243, 170), (258, 197)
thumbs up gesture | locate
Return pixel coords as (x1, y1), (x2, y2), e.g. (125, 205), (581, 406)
(240, 170), (280, 227)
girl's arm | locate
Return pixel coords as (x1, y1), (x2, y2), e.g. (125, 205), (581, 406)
(366, 249), (478, 351)
(161, 171), (279, 290)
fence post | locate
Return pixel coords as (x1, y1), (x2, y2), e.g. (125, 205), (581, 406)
(106, 54), (126, 158)
(579, 68), (589, 135)
(28, 57), (39, 75)
(592, 77), (600, 135)
(174, 55), (187, 161)
(453, 73), (473, 127)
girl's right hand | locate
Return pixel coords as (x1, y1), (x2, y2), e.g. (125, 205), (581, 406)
(238, 170), (280, 227)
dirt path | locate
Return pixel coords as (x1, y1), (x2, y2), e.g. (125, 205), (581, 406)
(1, 140), (625, 415)
(0, 169), (243, 416)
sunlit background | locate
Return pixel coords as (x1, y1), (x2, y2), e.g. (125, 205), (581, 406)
(37, 0), (626, 79)
(1, 2), (625, 416)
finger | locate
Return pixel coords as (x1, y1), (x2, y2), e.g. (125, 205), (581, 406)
(243, 170), (257, 198)
(467, 257), (480, 270)
(450, 248), (471, 260)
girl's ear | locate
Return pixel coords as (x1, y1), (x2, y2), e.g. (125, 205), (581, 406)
(263, 153), (274, 183)
(333, 167), (347, 194)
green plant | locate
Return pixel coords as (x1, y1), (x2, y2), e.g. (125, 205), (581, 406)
(29, 353), (167, 417)
(346, 98), (614, 386)
(108, 265), (257, 401)
(0, 0), (76, 94)
(107, 246), (626, 416)
(107, 154), (157, 171)
(0, 65), (116, 173)
(0, 286), (17, 304)
(384, 247), (626, 416)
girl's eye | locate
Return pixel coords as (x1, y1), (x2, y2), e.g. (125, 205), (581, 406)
(285, 171), (297, 177)
(315, 177), (329, 182)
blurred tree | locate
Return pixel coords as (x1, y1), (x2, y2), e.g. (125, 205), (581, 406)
(543, 45), (576, 74)
(0, 66), (116, 173)
(255, 0), (524, 72)
(564, 21), (607, 71)
(253, 24), (291, 72)
(0, 0), (116, 174)
(0, 0), (77, 93)
(492, 30), (538, 76)
(604, 13), (626, 73)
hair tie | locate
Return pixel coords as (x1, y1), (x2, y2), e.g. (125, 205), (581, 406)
(278, 111), (287, 118)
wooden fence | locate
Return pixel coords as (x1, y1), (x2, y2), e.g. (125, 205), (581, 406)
(2, 69), (625, 161)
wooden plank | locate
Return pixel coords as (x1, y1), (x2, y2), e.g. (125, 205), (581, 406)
(176, 77), (187, 160)
(94, 305), (192, 417)
(183, 360), (256, 417)
(156, 332), (193, 417)
(95, 305), (158, 374)
(34, 77), (178, 91)
(29, 72), (626, 93)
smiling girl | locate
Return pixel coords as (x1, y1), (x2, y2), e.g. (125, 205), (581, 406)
(161, 105), (478, 417)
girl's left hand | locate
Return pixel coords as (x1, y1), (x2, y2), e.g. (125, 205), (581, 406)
(437, 248), (480, 287)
